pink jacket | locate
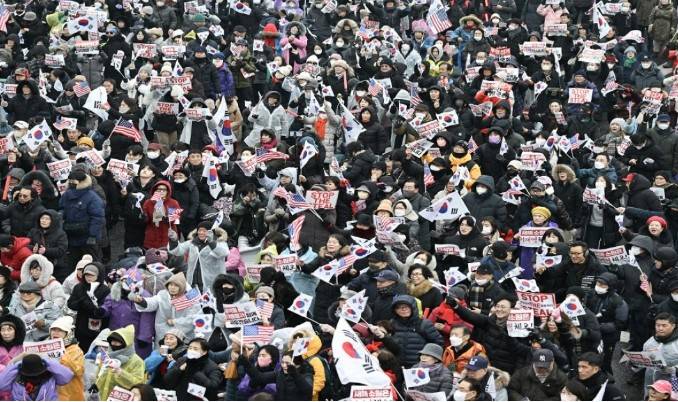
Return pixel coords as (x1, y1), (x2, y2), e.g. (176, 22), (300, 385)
(226, 247), (246, 277)
(280, 35), (307, 73)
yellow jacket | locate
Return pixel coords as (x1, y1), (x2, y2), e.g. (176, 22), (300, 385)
(448, 153), (482, 190)
(95, 325), (145, 400)
(303, 335), (326, 401)
(58, 343), (85, 401)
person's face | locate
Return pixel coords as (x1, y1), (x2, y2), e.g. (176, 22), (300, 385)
(155, 186), (168, 198)
(84, 273), (97, 283)
(459, 220), (473, 235)
(394, 304), (412, 318)
(334, 66), (345, 75)
(457, 380), (477, 400)
(361, 110), (371, 123)
(17, 188), (31, 204)
(324, 181), (337, 191)
(164, 334), (178, 349)
(197, 227), (209, 241)
(20, 291), (37, 302)
(403, 183), (416, 193)
(530, 188), (545, 198)
(326, 237), (341, 253)
(450, 327), (467, 342)
(267, 97), (278, 107)
(257, 349), (273, 367)
(429, 89), (440, 100)
(595, 155), (608, 167)
(574, 75), (585, 85)
(187, 341), (205, 356)
(648, 387), (670, 401)
(50, 328), (67, 339)
(495, 108), (506, 118)
(561, 387), (578, 401)
(66, 129), (80, 141)
(188, 153), (203, 165)
(91, 165), (104, 177)
(103, 81), (114, 93)
(466, 368), (485, 380)
(281, 355), (295, 373)
(655, 319), (676, 338)
(558, 172), (568, 182)
(29, 265), (41, 279)
(545, 233), (559, 245)
(577, 361), (599, 380)
(419, 354), (436, 365)
(0, 325), (15, 342)
(534, 361), (553, 377)
(409, 269), (425, 285)
(261, 254), (273, 264)
(549, 102), (561, 113)
(532, 213), (547, 225)
(380, 63), (391, 73)
(139, 166), (154, 178)
(21, 85), (31, 96)
(648, 221), (663, 236)
(569, 246), (586, 264)
(655, 176), (668, 187)
(493, 300), (511, 319)
(167, 282), (180, 295)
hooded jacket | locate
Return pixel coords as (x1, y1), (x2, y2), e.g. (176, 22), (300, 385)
(0, 356), (73, 401)
(5, 80), (50, 124)
(169, 227), (229, 292)
(59, 174), (106, 246)
(142, 180), (181, 249)
(247, 91), (289, 146)
(287, 324), (325, 400)
(28, 210), (68, 278)
(164, 351), (222, 400)
(2, 193), (46, 237)
(462, 176), (508, 230)
(624, 174), (663, 231)
(1, 236), (32, 280)
(389, 295), (444, 367)
(95, 325), (145, 400)
(0, 314), (25, 367)
(20, 254), (66, 309)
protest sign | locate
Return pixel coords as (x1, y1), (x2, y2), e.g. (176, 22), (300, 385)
(518, 227), (548, 247)
(578, 48), (605, 64)
(45, 54), (65, 67)
(75, 40), (99, 55)
(168, 75), (192, 92)
(306, 190), (338, 209)
(154, 389), (177, 401)
(520, 151), (546, 171)
(489, 47), (511, 63)
(223, 301), (261, 327)
(591, 246), (627, 265)
(650, 186), (666, 201)
(516, 292), (557, 317)
(107, 386), (134, 401)
(405, 390), (447, 401)
(434, 244), (462, 256)
(274, 254), (298, 275)
(350, 385), (393, 401)
(0, 137), (12, 155)
(23, 339), (65, 359)
(544, 24), (568, 36)
(246, 264), (270, 283)
(621, 350), (667, 368)
(76, 149), (105, 166)
(47, 159), (72, 181)
(507, 309), (534, 337)
(520, 41), (549, 56)
(407, 138), (433, 158)
(161, 45), (185, 59)
(582, 187), (605, 205)
(133, 43), (157, 59)
(415, 120), (443, 140)
(156, 102), (179, 115)
(568, 88), (593, 104)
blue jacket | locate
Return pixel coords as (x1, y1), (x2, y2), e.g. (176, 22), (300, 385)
(217, 65), (236, 99)
(58, 175), (105, 246)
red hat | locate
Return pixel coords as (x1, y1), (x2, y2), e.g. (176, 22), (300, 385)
(622, 173), (636, 182)
(648, 380), (672, 395)
(647, 215), (668, 229)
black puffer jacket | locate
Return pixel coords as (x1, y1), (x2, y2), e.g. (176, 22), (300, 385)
(462, 175), (508, 230)
(2, 196), (45, 237)
(454, 305), (532, 373)
(19, 170), (59, 210)
(624, 174), (663, 231)
(27, 209), (68, 280)
(67, 277), (110, 351)
(5, 80), (50, 124)
(508, 364), (568, 401)
(389, 295), (444, 367)
(344, 149), (377, 185)
(164, 354), (223, 400)
(358, 106), (388, 155)
(584, 275), (628, 339)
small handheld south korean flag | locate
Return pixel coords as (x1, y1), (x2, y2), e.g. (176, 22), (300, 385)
(403, 367), (430, 388)
(560, 294), (586, 318)
(288, 293), (313, 317)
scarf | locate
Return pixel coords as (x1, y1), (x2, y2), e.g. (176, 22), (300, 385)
(107, 345), (133, 366)
(408, 280), (433, 298)
(314, 117), (328, 140)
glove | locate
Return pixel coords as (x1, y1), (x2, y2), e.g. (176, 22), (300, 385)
(206, 230), (214, 242)
(275, 208), (285, 216)
(445, 295), (458, 309)
(209, 241), (217, 249)
(86, 237), (97, 246)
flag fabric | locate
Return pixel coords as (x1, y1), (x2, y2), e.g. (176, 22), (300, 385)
(288, 293), (313, 317)
(426, 0), (452, 34)
(73, 81), (91, 97)
(207, 167), (221, 199)
(272, 186), (289, 199)
(53, 117), (78, 131)
(286, 192), (313, 211)
(292, 337), (310, 357)
(670, 375), (678, 392)
(299, 142), (318, 170)
(255, 299), (275, 320)
(332, 318), (391, 386)
(423, 162), (434, 189)
(410, 85), (423, 107)
(255, 147), (289, 163)
(511, 277), (540, 292)
(199, 290), (217, 311)
(112, 119), (141, 142)
(23, 124), (51, 151)
(486, 372), (497, 400)
(0, 5), (10, 33)
(339, 102), (365, 144)
(167, 207), (183, 224)
(288, 215), (305, 251)
(499, 137), (509, 155)
(368, 78), (383, 97)
(312, 260), (340, 283)
(467, 137), (479, 154)
(639, 272), (651, 296)
(403, 367), (431, 388)
(211, 210), (224, 230)
(241, 325), (274, 345)
(173, 61), (183, 76)
(193, 314), (213, 334)
(171, 287), (201, 311)
(509, 175), (527, 191)
(592, 1), (611, 38)
(340, 290), (368, 323)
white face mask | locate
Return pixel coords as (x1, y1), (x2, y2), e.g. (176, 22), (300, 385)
(119, 105), (130, 114)
(401, 44), (410, 53)
(357, 191), (369, 200)
(174, 178), (186, 183)
(186, 350), (201, 359)
(586, 65), (598, 71)
(449, 335), (463, 347)
(147, 151), (160, 159)
(535, 137), (546, 146)
(595, 181), (606, 190)
(561, 392), (578, 401)
(594, 285), (608, 295)
(453, 390), (467, 401)
(430, 166), (441, 172)
(542, 64), (552, 71)
(475, 186), (487, 195)
(607, 63), (615, 69)
(672, 293), (678, 302)
(481, 225), (493, 235)
(658, 123), (670, 130)
(594, 161), (605, 170)
(394, 209), (406, 217)
(475, 278), (489, 286)
(630, 246), (643, 255)
(355, 90), (366, 97)
(476, 58), (486, 65)
(621, 6), (629, 12)
(641, 62), (652, 69)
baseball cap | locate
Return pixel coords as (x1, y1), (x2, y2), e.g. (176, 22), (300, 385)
(375, 270), (399, 282)
(532, 349), (554, 368)
(466, 356), (488, 371)
(648, 380), (672, 395)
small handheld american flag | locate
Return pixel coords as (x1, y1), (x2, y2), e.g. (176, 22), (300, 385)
(255, 299), (274, 320)
(112, 119), (142, 143)
(423, 162), (434, 189)
(171, 287), (201, 311)
(255, 147), (289, 163)
(286, 192), (313, 209)
(73, 81), (91, 98)
(288, 215), (305, 251)
(426, 0), (452, 34)
(241, 325), (274, 345)
(368, 78), (383, 97)
(168, 207), (183, 224)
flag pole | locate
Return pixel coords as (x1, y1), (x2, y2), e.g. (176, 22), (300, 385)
(290, 310), (324, 326)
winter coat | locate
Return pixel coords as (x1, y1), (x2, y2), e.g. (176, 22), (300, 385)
(539, 255), (606, 300)
(0, 314), (25, 367)
(649, 3), (676, 43)
(637, 0), (658, 25)
(625, 139), (662, 180)
(552, 165), (584, 227)
(5, 81), (50, 124)
(59, 175), (106, 246)
(27, 210), (68, 280)
(463, 176), (508, 229)
(164, 354), (223, 400)
(0, 358), (73, 401)
(455, 305), (533, 373)
(624, 174), (663, 231)
(1, 237), (32, 281)
(20, 254), (66, 309)
(7, 296), (62, 342)
(578, 370), (626, 401)
(57, 343), (85, 401)
(247, 92), (289, 146)
(389, 295), (444, 367)
(275, 362), (314, 401)
(168, 227), (229, 292)
(358, 107), (388, 155)
(508, 364), (568, 401)
(95, 325), (145, 401)
(585, 289), (628, 339)
(344, 150), (377, 185)
(409, 362), (453, 396)
(630, 63), (664, 92)
(557, 307), (602, 362)
(2, 198), (45, 237)
(441, 340), (487, 373)
(645, 126), (678, 175)
(408, 280), (443, 314)
(67, 281), (110, 351)
(100, 282), (155, 358)
(18, 171), (59, 210)
(188, 58), (220, 99)
(142, 180), (181, 249)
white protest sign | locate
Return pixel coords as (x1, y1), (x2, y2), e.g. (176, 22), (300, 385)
(47, 159), (72, 181)
(516, 292), (557, 318)
(591, 246), (628, 265)
(107, 386), (134, 401)
(274, 254), (298, 275)
(223, 301), (261, 328)
(350, 385), (393, 401)
(568, 88), (593, 104)
(23, 339), (65, 359)
(507, 309), (534, 337)
(306, 190), (338, 209)
(621, 350), (667, 368)
(518, 227), (548, 247)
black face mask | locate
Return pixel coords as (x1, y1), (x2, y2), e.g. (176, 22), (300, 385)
(452, 151), (466, 158)
(377, 284), (395, 295)
(68, 183), (77, 189)
(110, 342), (125, 351)
(506, 169), (518, 177)
(222, 287), (235, 296)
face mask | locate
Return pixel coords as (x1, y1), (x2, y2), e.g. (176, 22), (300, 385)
(535, 137), (546, 146)
(394, 209), (406, 217)
(488, 134), (501, 144)
(415, 112), (426, 119)
(453, 390), (467, 401)
(357, 191), (369, 200)
(430, 165), (442, 172)
(594, 161), (605, 170)
(586, 65), (598, 71)
(672, 293), (678, 302)
(119, 105), (130, 113)
(475, 186), (487, 195)
(314, 49), (322, 55)
(186, 350), (201, 359)
(595, 181), (606, 190)
(508, 24), (518, 30)
(481, 225), (492, 235)
(157, 1), (165, 5)
(491, 18), (500, 24)
(561, 392), (578, 401)
(475, 278), (489, 286)
(147, 151), (160, 159)
(474, 35), (482, 41)
(476, 58), (486, 65)
(401, 45), (410, 53)
(621, 6), (629, 12)
(594, 285), (608, 295)
(355, 90), (366, 97)
(658, 123), (670, 130)
(336, 42), (345, 48)
(630, 246), (643, 255)
(607, 63), (615, 69)
(542, 64), (552, 71)
(449, 335), (463, 347)
(641, 62), (652, 69)
(222, 287), (234, 296)
(174, 178), (186, 184)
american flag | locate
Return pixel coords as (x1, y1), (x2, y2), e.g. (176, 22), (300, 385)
(73, 81), (91, 97)
(288, 215), (305, 251)
(272, 186), (289, 199)
(168, 207), (183, 224)
(426, 0), (452, 34)
(0, 6), (10, 33)
(112, 119), (142, 143)
(640, 272), (651, 296)
(151, 191), (163, 201)
(241, 325), (274, 345)
(410, 85), (422, 107)
(423, 162), (434, 188)
(255, 299), (275, 320)
(335, 254), (358, 275)
(255, 147), (289, 163)
(286, 192), (312, 209)
(670, 375), (678, 392)
(368, 78), (383, 97)
(171, 287), (201, 311)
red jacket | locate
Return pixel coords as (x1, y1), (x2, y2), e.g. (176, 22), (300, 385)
(2, 237), (32, 280)
(142, 180), (181, 249)
(426, 299), (473, 347)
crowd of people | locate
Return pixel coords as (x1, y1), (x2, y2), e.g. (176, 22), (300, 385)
(0, 0), (675, 400)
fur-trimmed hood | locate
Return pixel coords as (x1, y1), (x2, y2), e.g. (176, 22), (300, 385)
(334, 18), (359, 35)
(186, 226), (227, 242)
(552, 164), (577, 183)
(20, 170), (59, 199)
(318, 245), (351, 259)
(76, 174), (93, 190)
(20, 254), (54, 288)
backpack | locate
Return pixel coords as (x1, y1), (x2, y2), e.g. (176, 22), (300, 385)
(308, 354), (337, 401)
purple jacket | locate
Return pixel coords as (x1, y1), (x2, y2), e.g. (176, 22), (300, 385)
(101, 295), (155, 358)
(237, 373), (277, 399)
(0, 359), (73, 401)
